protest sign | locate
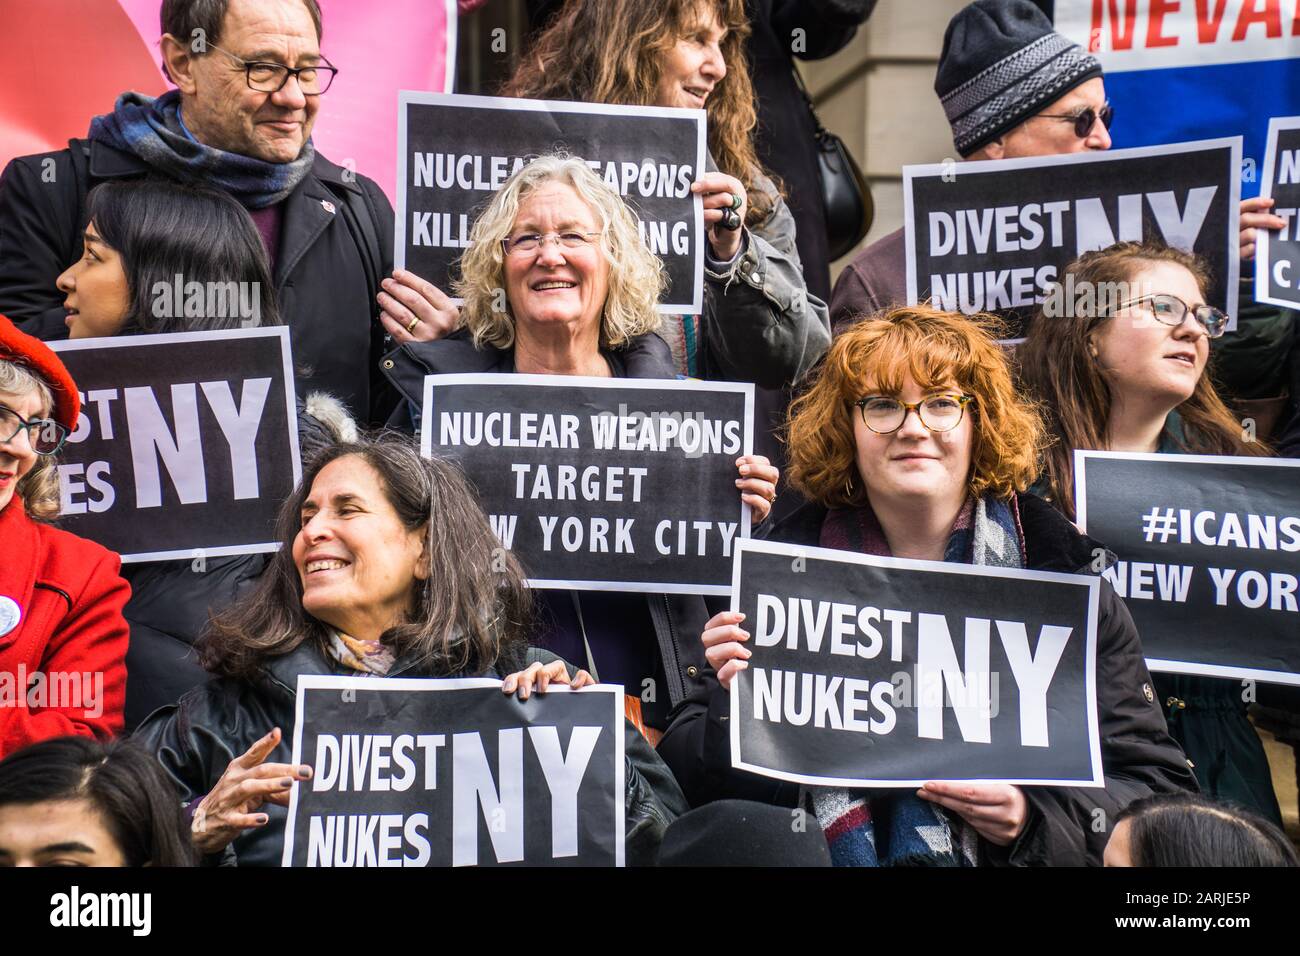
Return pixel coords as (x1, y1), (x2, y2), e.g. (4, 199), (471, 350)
(1055, 0), (1300, 195)
(729, 539), (1103, 788)
(903, 138), (1241, 337)
(1075, 450), (1300, 685)
(281, 676), (625, 867)
(49, 328), (301, 562)
(1257, 116), (1300, 308)
(421, 374), (753, 594)
(396, 92), (706, 313)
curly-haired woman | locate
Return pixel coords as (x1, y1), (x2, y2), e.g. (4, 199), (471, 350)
(659, 305), (1196, 866)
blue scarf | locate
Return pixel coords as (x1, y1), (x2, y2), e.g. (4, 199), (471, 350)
(88, 90), (315, 209)
(810, 494), (1026, 866)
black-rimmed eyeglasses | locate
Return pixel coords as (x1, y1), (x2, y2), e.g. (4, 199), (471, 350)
(0, 404), (68, 456)
(853, 395), (974, 434)
(206, 42), (338, 95)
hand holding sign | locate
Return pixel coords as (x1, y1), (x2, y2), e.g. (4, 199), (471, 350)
(1240, 196), (1287, 263)
(735, 455), (778, 524)
(702, 609), (750, 689)
(191, 727), (313, 856)
(502, 659), (595, 700)
(378, 269), (460, 343)
(692, 171), (748, 261)
(917, 781), (1028, 847)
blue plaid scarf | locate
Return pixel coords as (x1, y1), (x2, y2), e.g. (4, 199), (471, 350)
(810, 494), (1025, 866)
(88, 90), (315, 209)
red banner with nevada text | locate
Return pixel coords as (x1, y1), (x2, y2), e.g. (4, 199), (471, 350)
(1055, 0), (1300, 197)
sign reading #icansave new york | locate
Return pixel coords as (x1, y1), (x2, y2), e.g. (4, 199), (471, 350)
(282, 677), (625, 867)
(730, 540), (1104, 788)
(903, 138), (1241, 336)
(49, 329), (301, 562)
(1076, 451), (1300, 685)
(396, 92), (707, 313)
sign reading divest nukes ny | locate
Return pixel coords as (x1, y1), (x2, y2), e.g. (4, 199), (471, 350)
(1075, 451), (1300, 685)
(903, 138), (1241, 338)
(282, 676), (625, 867)
(422, 374), (753, 594)
(48, 329), (301, 562)
(1257, 117), (1300, 309)
(396, 92), (706, 313)
(730, 540), (1103, 787)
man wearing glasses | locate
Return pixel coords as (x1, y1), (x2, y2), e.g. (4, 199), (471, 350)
(830, 0), (1112, 334)
(0, 0), (394, 423)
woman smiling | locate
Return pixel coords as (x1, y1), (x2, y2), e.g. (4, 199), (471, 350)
(134, 436), (687, 865)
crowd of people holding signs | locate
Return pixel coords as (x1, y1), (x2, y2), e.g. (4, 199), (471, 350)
(0, 0), (1298, 871)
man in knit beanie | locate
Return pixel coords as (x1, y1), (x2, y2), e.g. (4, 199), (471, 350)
(830, 0), (1111, 332)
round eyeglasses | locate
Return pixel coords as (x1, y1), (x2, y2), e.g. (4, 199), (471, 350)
(1112, 293), (1227, 339)
(854, 394), (974, 434)
(0, 403), (68, 456)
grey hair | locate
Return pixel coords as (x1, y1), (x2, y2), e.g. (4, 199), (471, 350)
(0, 359), (60, 521)
(454, 153), (665, 351)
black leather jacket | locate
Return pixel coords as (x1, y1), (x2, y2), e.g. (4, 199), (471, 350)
(133, 641), (688, 866)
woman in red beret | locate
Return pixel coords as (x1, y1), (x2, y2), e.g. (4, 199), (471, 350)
(0, 315), (129, 758)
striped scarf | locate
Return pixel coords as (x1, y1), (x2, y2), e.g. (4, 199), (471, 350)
(809, 494), (1025, 866)
(88, 90), (315, 209)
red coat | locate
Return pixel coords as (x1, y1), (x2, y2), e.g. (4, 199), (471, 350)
(0, 497), (129, 757)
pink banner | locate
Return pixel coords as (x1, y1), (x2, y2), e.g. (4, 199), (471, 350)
(0, 0), (456, 201)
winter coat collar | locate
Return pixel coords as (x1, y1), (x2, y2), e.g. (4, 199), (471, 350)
(762, 491), (1110, 575)
(382, 328), (678, 406)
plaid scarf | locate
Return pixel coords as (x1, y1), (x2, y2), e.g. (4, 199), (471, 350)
(808, 493), (1025, 866)
(88, 90), (315, 209)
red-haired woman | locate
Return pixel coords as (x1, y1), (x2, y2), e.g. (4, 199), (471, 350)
(658, 305), (1195, 865)
(1018, 241), (1284, 827)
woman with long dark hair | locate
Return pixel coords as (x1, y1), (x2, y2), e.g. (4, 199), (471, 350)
(1105, 792), (1298, 867)
(1018, 241), (1282, 827)
(134, 434), (687, 865)
(0, 736), (195, 867)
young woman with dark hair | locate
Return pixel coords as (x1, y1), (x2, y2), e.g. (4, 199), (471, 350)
(0, 736), (195, 866)
(56, 177), (279, 337)
(1105, 792), (1298, 867)
(1019, 241), (1283, 827)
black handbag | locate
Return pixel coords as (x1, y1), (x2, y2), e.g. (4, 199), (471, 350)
(794, 68), (874, 261)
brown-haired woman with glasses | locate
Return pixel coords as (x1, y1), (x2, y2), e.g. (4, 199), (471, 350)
(658, 305), (1194, 866)
(1018, 241), (1284, 828)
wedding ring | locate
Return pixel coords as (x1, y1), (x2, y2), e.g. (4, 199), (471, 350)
(406, 316), (421, 333)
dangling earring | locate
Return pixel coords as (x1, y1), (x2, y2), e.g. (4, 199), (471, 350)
(844, 474), (855, 498)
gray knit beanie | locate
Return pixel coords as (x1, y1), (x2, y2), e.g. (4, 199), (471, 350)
(936, 0), (1103, 157)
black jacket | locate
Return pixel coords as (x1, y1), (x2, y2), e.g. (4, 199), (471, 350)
(132, 641), (688, 867)
(0, 136), (394, 422)
(747, 0), (877, 303)
(656, 493), (1198, 866)
(382, 330), (719, 714)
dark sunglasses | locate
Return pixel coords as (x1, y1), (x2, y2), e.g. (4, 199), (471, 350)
(1037, 102), (1114, 139)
